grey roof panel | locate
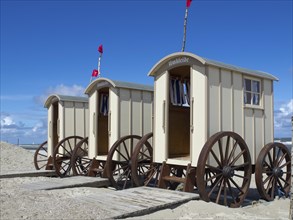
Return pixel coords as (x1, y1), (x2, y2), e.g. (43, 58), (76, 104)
(203, 57), (279, 81)
(44, 94), (88, 108)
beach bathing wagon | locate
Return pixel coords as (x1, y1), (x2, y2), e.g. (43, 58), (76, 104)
(34, 94), (89, 176)
(135, 52), (291, 207)
(70, 78), (154, 189)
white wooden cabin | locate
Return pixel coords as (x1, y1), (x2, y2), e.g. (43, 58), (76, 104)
(84, 78), (153, 161)
(44, 94), (89, 157)
(148, 52), (278, 167)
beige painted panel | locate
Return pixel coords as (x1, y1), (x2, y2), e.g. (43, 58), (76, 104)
(75, 102), (86, 137)
(263, 79), (273, 143)
(233, 73), (243, 136)
(191, 65), (207, 166)
(142, 91), (153, 135)
(153, 71), (168, 163)
(47, 105), (53, 156)
(88, 91), (98, 159)
(221, 69), (232, 131)
(64, 102), (75, 138)
(109, 88), (119, 149)
(254, 109), (264, 163)
(131, 90), (142, 136)
(84, 104), (89, 137)
(58, 102), (64, 141)
(208, 66), (220, 137)
(244, 108), (254, 155)
(120, 88), (131, 137)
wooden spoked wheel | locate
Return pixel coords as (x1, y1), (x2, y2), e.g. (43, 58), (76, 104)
(34, 141), (48, 170)
(71, 137), (91, 176)
(105, 135), (142, 190)
(196, 131), (252, 208)
(255, 142), (291, 201)
(131, 132), (153, 187)
(53, 136), (83, 177)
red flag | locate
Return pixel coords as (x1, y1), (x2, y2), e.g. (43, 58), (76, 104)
(98, 44), (103, 54)
(92, 69), (99, 77)
(186, 0), (192, 8)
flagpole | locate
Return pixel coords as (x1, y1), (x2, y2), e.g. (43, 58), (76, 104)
(97, 53), (102, 77)
(182, 7), (189, 52)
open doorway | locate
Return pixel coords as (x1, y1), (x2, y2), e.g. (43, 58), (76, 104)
(97, 88), (109, 155)
(168, 66), (190, 160)
(52, 102), (59, 150)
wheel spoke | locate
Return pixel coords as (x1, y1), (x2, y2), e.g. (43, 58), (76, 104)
(229, 149), (245, 166)
(277, 153), (288, 167)
(115, 148), (129, 161)
(228, 177), (244, 195)
(122, 141), (131, 160)
(67, 139), (73, 152)
(268, 150), (274, 167)
(226, 179), (236, 204)
(279, 161), (291, 169)
(208, 176), (223, 198)
(37, 153), (47, 157)
(224, 136), (230, 163)
(216, 178), (225, 204)
(210, 149), (222, 168)
(227, 141), (238, 165)
(218, 139), (224, 164)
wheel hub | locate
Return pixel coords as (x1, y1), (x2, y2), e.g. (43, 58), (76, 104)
(273, 167), (283, 178)
(222, 166), (234, 178)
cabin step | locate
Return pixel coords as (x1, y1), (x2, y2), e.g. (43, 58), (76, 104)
(162, 175), (186, 183)
(158, 161), (195, 192)
(88, 158), (104, 177)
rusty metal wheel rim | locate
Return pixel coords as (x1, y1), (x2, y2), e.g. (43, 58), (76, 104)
(53, 136), (83, 177)
(131, 132), (153, 187)
(34, 141), (48, 170)
(255, 142), (291, 201)
(196, 131), (252, 208)
(105, 135), (142, 190)
(71, 137), (92, 176)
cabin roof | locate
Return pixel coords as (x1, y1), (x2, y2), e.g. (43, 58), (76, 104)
(44, 94), (88, 108)
(85, 77), (153, 95)
(148, 52), (279, 81)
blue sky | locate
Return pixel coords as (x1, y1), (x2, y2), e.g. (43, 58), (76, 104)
(1, 0), (292, 144)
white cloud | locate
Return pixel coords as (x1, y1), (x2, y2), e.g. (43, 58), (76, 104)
(34, 84), (86, 105)
(0, 113), (47, 144)
(274, 99), (293, 137)
(47, 84), (85, 96)
(1, 115), (15, 126)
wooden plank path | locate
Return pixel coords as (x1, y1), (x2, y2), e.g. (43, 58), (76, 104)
(76, 186), (200, 219)
(0, 170), (57, 178)
(22, 176), (110, 190)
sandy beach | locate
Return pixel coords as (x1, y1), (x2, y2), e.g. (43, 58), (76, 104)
(0, 141), (290, 219)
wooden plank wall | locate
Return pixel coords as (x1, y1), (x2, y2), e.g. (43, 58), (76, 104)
(207, 66), (273, 164)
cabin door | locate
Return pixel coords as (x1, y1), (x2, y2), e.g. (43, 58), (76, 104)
(190, 65), (207, 166)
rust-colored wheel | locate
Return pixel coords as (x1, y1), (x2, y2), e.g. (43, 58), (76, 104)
(255, 142), (291, 201)
(71, 137), (91, 176)
(53, 136), (84, 177)
(131, 132), (154, 187)
(196, 131), (252, 208)
(34, 141), (48, 170)
(105, 135), (142, 190)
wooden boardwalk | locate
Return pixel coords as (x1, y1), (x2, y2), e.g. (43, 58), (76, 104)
(76, 186), (200, 219)
(0, 170), (57, 178)
(22, 176), (110, 190)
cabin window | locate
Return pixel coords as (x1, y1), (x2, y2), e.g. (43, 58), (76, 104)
(244, 78), (261, 106)
(99, 93), (109, 116)
(169, 78), (190, 107)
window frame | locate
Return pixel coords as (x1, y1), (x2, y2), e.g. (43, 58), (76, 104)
(243, 77), (262, 108)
